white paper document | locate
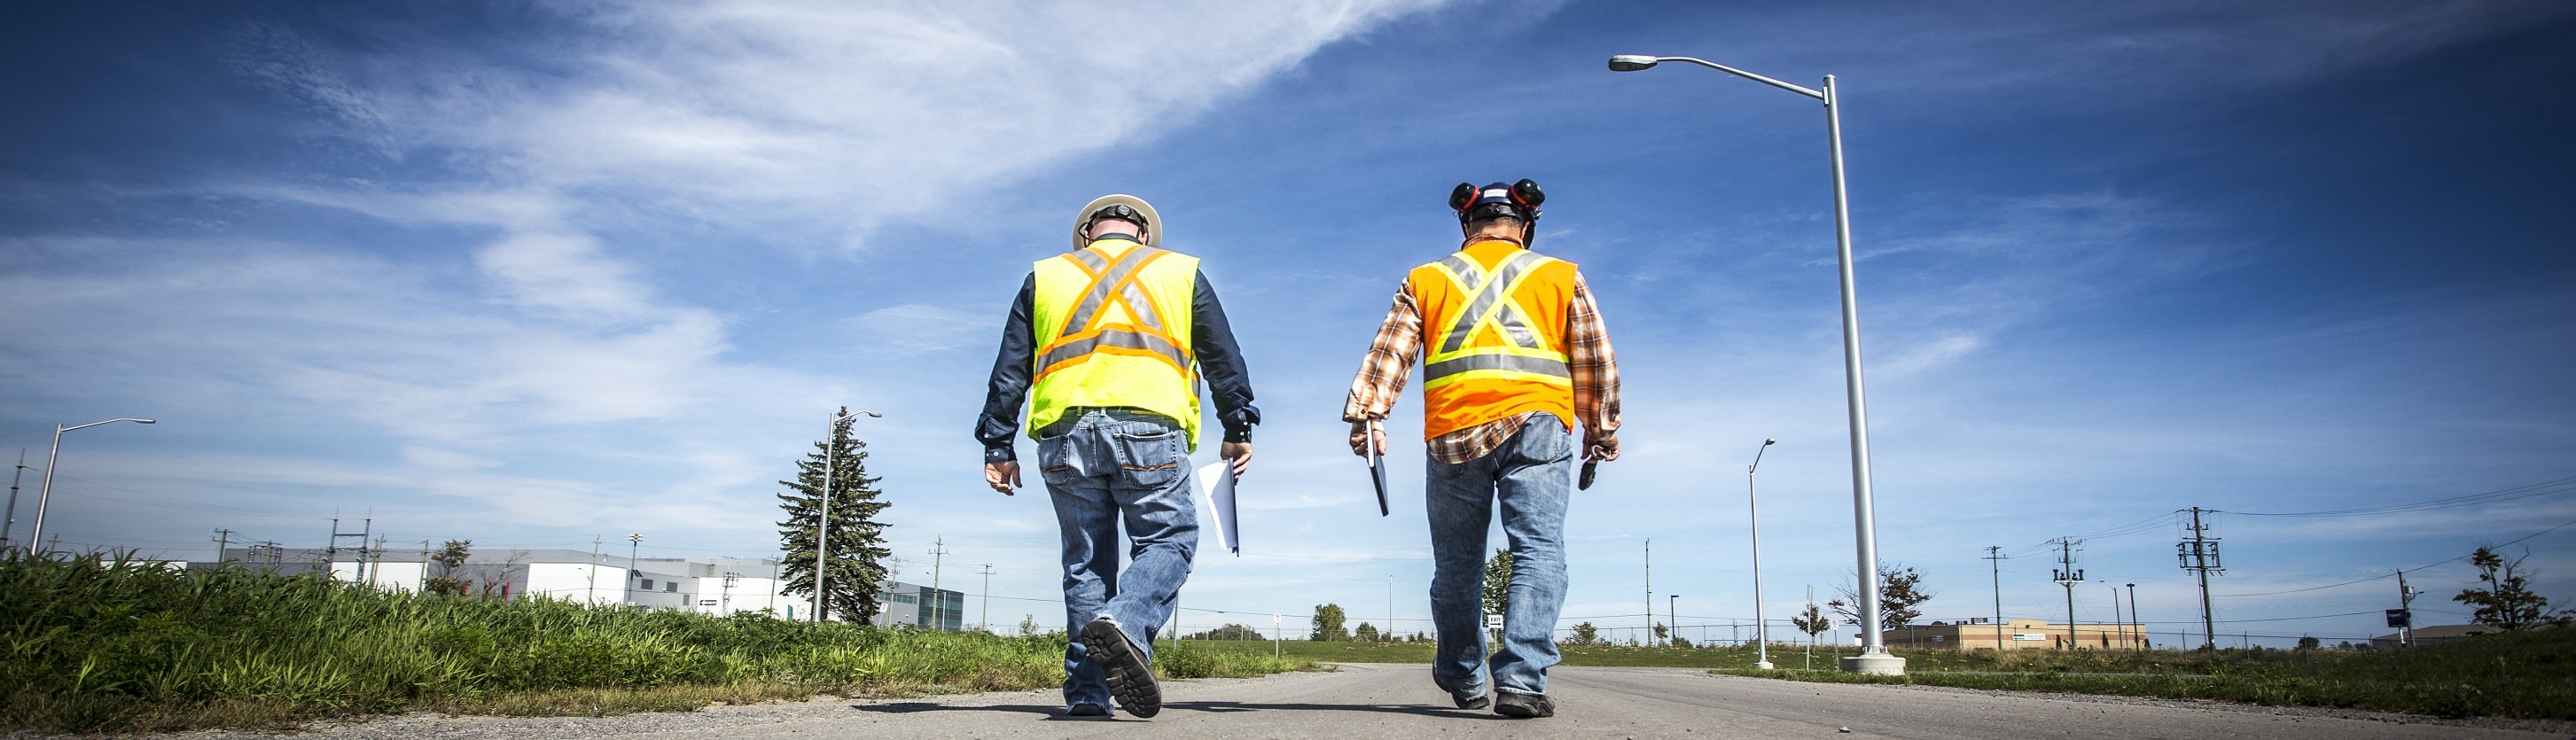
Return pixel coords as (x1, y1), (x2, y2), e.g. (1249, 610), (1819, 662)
(1196, 460), (1240, 555)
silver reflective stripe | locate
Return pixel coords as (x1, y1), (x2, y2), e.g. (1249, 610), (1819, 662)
(1069, 248), (1109, 272)
(1438, 251), (1549, 354)
(1120, 282), (1162, 331)
(1037, 329), (1190, 371)
(1060, 247), (1162, 337)
(1425, 353), (1571, 381)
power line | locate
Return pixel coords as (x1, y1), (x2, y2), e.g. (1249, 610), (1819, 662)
(2217, 474), (2576, 518)
(2212, 514), (2576, 598)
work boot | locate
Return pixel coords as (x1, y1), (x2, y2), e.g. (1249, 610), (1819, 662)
(1494, 691), (1554, 718)
(1066, 704), (1111, 717)
(1081, 616), (1162, 718)
(1451, 689), (1490, 710)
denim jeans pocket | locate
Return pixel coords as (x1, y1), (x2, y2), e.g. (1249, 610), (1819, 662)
(1110, 424), (1184, 489)
(1037, 434), (1081, 487)
(1509, 417), (1572, 467)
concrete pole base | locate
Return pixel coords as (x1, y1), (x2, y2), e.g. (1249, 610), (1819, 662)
(1752, 661), (1776, 670)
(1839, 652), (1907, 675)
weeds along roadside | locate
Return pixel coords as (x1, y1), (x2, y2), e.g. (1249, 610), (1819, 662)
(1710, 628), (2576, 721)
(0, 549), (1309, 734)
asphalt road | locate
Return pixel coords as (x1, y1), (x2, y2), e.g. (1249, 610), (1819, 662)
(167, 663), (2572, 739)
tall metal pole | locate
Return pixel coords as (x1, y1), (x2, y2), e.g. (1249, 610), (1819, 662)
(1823, 74), (1891, 670)
(815, 412), (839, 622)
(1668, 595), (1680, 650)
(981, 565), (995, 633)
(1749, 438), (1776, 667)
(929, 537), (948, 630)
(1643, 539), (1652, 641)
(31, 418), (155, 551)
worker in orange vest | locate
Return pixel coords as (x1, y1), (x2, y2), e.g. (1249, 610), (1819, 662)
(1343, 179), (1621, 719)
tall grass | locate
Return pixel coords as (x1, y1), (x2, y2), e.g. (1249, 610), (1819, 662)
(0, 550), (1302, 733)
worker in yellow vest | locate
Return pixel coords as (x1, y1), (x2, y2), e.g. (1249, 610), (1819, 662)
(977, 194), (1259, 720)
(1343, 179), (1620, 719)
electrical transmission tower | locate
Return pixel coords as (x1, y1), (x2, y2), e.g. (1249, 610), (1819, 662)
(2176, 507), (2223, 650)
(327, 518), (372, 583)
(2049, 538), (2085, 650)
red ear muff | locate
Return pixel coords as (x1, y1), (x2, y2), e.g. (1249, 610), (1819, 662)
(1449, 183), (1479, 214)
(1510, 178), (1544, 210)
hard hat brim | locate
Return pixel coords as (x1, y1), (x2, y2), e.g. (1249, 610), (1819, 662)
(1073, 194), (1161, 250)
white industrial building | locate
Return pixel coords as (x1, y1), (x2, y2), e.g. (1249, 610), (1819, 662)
(211, 546), (956, 624)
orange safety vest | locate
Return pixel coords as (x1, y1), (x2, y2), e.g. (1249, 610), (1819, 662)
(1407, 237), (1578, 440)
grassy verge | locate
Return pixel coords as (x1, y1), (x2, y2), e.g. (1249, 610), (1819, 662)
(1712, 628), (2576, 721)
(1180, 636), (1858, 669)
(0, 550), (1310, 734)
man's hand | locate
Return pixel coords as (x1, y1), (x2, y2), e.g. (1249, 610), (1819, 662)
(1583, 432), (1620, 463)
(983, 461), (1020, 495)
(1221, 441), (1254, 479)
(1347, 420), (1386, 457)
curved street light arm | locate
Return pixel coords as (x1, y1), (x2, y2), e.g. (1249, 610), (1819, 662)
(1620, 55), (1823, 100)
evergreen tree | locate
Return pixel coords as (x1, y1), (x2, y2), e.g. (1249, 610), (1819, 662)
(1482, 549), (1513, 618)
(776, 408), (893, 622)
(1567, 621), (1600, 646)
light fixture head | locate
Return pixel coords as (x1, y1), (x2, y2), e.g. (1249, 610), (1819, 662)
(1608, 55), (1659, 72)
(1763, 438), (1776, 445)
(137, 419), (157, 424)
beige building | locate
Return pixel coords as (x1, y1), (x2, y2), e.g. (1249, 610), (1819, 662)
(1882, 618), (2151, 650)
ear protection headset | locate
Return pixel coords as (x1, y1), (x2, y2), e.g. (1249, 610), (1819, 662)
(1449, 179), (1545, 244)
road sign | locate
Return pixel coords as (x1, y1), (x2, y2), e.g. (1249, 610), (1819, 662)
(2385, 609), (2411, 628)
(1484, 614), (1503, 630)
(700, 599), (717, 606)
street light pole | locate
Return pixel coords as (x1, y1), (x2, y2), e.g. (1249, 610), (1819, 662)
(1609, 54), (1899, 675)
(1748, 437), (1776, 668)
(29, 417), (155, 551)
(1668, 595), (1680, 650)
(812, 409), (881, 622)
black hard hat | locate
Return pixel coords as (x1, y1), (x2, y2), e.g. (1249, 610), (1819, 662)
(1449, 179), (1544, 223)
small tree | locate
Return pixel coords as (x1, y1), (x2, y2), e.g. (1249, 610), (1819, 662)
(2455, 545), (2570, 631)
(423, 539), (472, 596)
(1354, 622), (1379, 643)
(1790, 602), (1832, 651)
(1568, 621), (1601, 646)
(2296, 635), (2321, 650)
(1018, 614), (1042, 637)
(1830, 562), (1936, 634)
(1482, 549), (1513, 619)
(1311, 604), (1350, 641)
(1189, 623), (1265, 640)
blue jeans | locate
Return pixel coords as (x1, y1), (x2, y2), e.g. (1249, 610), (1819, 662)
(1036, 408), (1198, 710)
(1425, 415), (1572, 697)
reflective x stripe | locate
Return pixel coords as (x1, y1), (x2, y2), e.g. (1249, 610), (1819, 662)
(1425, 354), (1571, 382)
(1436, 251), (1550, 354)
(1060, 246), (1167, 338)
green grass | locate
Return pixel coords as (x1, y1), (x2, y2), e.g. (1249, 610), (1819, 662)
(1712, 629), (2576, 721)
(0, 550), (1310, 734)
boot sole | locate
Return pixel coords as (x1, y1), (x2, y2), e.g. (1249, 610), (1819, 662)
(1081, 619), (1162, 718)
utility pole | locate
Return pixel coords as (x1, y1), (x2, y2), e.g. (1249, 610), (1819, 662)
(928, 537), (949, 631)
(2175, 507), (2222, 650)
(588, 535), (602, 604)
(2049, 538), (2084, 650)
(2396, 568), (2423, 647)
(214, 528), (236, 566)
(2125, 582), (2139, 652)
(1643, 539), (1653, 639)
(417, 540), (430, 590)
(3, 449), (26, 549)
(1388, 574), (1395, 644)
(1985, 545), (2007, 650)
(627, 534), (643, 608)
(368, 535), (386, 586)
(326, 518), (371, 583)
(980, 565), (995, 632)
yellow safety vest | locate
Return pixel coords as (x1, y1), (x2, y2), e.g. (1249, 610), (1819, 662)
(1027, 238), (1203, 448)
(1407, 238), (1577, 440)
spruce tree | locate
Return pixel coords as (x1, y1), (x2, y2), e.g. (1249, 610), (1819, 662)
(777, 408), (893, 622)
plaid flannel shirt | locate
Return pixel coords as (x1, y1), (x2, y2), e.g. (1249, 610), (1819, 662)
(1341, 249), (1620, 464)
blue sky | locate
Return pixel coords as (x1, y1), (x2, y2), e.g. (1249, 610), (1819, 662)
(4, 0), (2572, 647)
